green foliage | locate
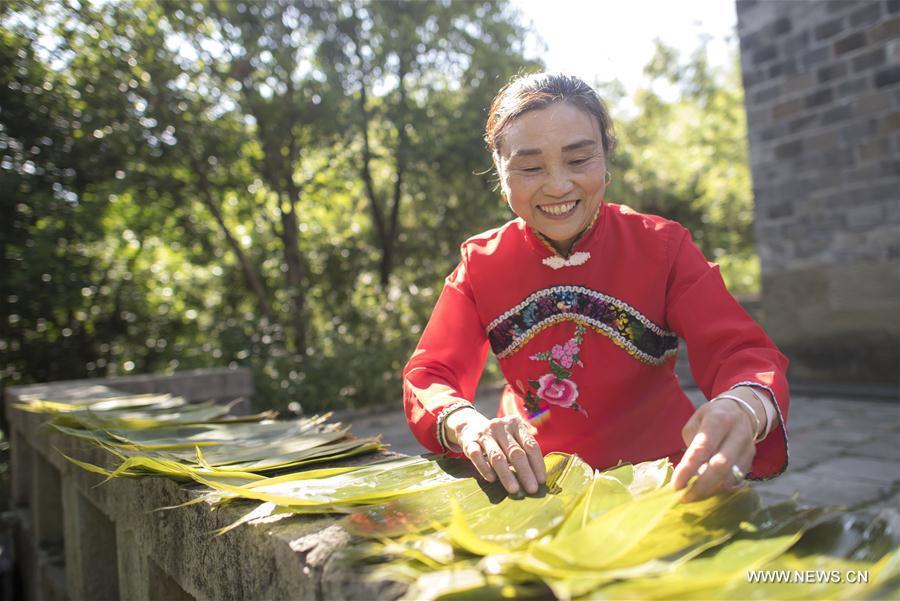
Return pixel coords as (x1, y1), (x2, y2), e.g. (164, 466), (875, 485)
(1, 4), (759, 412)
(0, 0), (535, 410)
(609, 40), (760, 295)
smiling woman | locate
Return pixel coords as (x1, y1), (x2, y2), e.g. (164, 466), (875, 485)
(402, 73), (790, 504)
(496, 104), (607, 254)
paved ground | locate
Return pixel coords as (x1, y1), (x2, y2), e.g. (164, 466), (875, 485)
(341, 384), (900, 516)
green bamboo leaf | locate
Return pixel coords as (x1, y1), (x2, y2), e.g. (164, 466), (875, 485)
(555, 473), (631, 538)
(529, 485), (683, 571)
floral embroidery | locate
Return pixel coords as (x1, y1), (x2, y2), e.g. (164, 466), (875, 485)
(523, 324), (589, 421)
(487, 286), (679, 365)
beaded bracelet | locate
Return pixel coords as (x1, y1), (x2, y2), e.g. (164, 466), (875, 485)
(435, 401), (476, 452)
(712, 393), (764, 442)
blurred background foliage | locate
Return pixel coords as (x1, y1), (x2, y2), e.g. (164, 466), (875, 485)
(1, 0), (756, 412)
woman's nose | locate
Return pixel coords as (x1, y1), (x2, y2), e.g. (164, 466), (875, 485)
(542, 166), (574, 197)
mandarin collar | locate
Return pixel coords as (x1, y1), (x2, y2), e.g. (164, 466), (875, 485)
(523, 202), (605, 261)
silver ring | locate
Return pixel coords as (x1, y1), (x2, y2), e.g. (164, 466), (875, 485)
(731, 464), (745, 485)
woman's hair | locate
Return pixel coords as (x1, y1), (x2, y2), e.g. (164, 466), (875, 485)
(485, 72), (617, 159)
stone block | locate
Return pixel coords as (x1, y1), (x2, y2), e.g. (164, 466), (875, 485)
(854, 90), (891, 113)
(785, 72), (818, 95)
(800, 473), (894, 508)
(768, 58), (799, 79)
(784, 30), (812, 54)
(10, 430), (32, 508)
(840, 117), (879, 145)
(775, 138), (805, 158)
(835, 73), (871, 96)
(815, 16), (846, 41)
(784, 441), (848, 471)
(834, 31), (868, 55)
(772, 97), (804, 119)
(62, 479), (120, 601)
(741, 68), (768, 90)
(880, 157), (900, 176)
(818, 61), (849, 82)
(890, 38), (900, 63)
(857, 136), (893, 161)
(870, 15), (900, 43)
(116, 528), (150, 601)
(766, 202), (794, 219)
(820, 102), (854, 124)
(753, 44), (779, 66)
(148, 557), (195, 601)
(772, 16), (793, 36)
(853, 48), (887, 72)
(804, 456), (899, 485)
(874, 65), (900, 87)
(849, 1), (884, 27)
(826, 0), (865, 15)
(846, 432), (900, 464)
(31, 452), (63, 548)
(753, 82), (784, 104)
(760, 123), (789, 141)
(805, 87), (835, 108)
(802, 45), (832, 68)
(788, 113), (818, 133)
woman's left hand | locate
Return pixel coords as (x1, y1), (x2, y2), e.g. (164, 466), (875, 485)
(672, 398), (757, 502)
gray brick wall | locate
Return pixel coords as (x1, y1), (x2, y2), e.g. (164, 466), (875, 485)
(737, 0), (899, 383)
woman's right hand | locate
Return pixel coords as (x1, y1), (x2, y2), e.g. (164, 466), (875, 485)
(444, 409), (546, 495)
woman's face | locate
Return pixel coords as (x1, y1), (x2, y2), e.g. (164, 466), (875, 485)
(496, 102), (607, 252)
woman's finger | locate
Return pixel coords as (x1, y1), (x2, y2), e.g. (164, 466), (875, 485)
(683, 421), (755, 502)
(480, 433), (520, 494)
(727, 446), (755, 490)
(513, 418), (546, 485)
(461, 436), (495, 483)
(673, 409), (728, 490)
(496, 421), (538, 494)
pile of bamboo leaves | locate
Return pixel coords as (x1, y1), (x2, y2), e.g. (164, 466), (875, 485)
(342, 455), (899, 600)
(16, 394), (899, 600)
(16, 393), (384, 480)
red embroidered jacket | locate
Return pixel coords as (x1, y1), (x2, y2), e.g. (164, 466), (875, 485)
(403, 202), (790, 479)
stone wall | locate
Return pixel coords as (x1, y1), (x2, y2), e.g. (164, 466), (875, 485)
(4, 369), (401, 601)
(736, 0), (900, 383)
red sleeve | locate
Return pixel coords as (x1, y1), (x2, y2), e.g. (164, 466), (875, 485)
(402, 246), (490, 454)
(665, 226), (790, 480)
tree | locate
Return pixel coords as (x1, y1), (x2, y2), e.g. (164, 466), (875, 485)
(1, 0), (538, 411)
(610, 40), (758, 294)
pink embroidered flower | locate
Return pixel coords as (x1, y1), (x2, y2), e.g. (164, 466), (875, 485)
(550, 339), (580, 369)
(536, 374), (579, 408)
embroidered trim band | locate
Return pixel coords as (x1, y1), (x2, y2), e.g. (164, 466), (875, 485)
(487, 286), (679, 365)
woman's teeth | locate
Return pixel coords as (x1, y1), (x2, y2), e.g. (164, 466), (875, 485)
(540, 200), (578, 216)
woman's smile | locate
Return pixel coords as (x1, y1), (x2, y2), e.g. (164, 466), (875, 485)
(537, 199), (581, 218)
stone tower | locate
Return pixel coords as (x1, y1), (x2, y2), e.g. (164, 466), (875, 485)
(736, 0), (899, 384)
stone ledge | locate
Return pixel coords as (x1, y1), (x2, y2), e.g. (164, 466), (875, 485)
(5, 378), (405, 601)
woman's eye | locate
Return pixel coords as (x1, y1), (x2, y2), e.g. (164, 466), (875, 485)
(520, 167), (542, 173)
(570, 158), (589, 166)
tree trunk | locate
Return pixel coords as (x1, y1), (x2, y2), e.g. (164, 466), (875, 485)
(194, 165), (277, 322)
(278, 188), (307, 355)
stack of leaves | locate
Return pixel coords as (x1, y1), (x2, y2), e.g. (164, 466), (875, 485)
(339, 455), (899, 600)
(16, 393), (384, 481)
(17, 395), (899, 599)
